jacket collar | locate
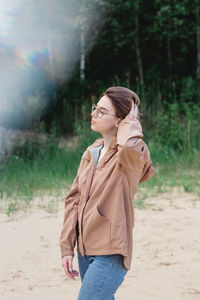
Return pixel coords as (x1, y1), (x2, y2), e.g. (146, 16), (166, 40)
(89, 135), (118, 150)
(84, 135), (118, 162)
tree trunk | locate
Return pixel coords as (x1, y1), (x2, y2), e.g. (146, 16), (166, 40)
(196, 0), (200, 93)
(167, 15), (172, 95)
(134, 4), (145, 101)
(80, 23), (85, 80)
(167, 35), (172, 79)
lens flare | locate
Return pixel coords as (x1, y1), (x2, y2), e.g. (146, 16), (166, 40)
(0, 0), (105, 162)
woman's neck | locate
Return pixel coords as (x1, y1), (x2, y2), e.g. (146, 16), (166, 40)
(102, 130), (117, 151)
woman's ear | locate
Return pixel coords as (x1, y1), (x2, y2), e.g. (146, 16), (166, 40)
(115, 118), (123, 128)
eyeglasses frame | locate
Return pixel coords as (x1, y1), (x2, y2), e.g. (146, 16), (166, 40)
(91, 104), (117, 118)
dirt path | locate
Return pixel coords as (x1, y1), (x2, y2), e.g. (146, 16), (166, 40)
(0, 188), (200, 300)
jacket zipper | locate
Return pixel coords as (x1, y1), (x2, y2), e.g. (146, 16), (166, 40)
(81, 151), (96, 254)
(93, 164), (97, 175)
(86, 150), (98, 200)
(81, 146), (109, 254)
(91, 154), (97, 175)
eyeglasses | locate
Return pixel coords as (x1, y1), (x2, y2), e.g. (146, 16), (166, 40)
(91, 104), (116, 118)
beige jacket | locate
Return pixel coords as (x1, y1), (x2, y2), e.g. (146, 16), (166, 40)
(59, 115), (157, 270)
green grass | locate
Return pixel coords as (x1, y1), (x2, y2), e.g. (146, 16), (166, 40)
(0, 120), (199, 216)
(0, 139), (82, 215)
(134, 142), (200, 209)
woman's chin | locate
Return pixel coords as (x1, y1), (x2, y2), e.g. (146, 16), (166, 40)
(91, 124), (100, 133)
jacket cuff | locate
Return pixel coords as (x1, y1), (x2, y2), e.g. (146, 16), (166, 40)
(61, 249), (75, 258)
(139, 159), (157, 183)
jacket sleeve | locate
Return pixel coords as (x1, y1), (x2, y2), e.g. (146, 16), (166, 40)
(117, 115), (145, 171)
(59, 159), (83, 258)
(117, 115), (157, 181)
(139, 155), (157, 183)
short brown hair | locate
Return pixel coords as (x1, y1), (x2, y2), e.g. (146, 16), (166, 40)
(101, 86), (142, 120)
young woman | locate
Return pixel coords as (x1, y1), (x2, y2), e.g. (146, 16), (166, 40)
(60, 86), (157, 299)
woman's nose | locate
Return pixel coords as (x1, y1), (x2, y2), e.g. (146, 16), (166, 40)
(91, 111), (97, 117)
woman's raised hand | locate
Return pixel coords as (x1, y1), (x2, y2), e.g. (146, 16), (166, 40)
(61, 255), (79, 280)
(122, 100), (143, 135)
(126, 100), (138, 119)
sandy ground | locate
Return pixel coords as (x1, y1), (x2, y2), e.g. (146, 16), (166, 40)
(0, 187), (200, 300)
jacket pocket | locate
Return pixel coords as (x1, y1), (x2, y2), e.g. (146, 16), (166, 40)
(83, 204), (111, 250)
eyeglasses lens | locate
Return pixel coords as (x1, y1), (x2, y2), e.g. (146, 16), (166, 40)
(91, 105), (103, 117)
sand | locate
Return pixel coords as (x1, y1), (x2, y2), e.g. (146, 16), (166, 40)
(0, 187), (200, 300)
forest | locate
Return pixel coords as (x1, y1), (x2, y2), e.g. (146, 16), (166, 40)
(0, 0), (199, 214)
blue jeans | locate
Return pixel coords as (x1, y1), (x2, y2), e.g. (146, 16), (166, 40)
(77, 252), (128, 300)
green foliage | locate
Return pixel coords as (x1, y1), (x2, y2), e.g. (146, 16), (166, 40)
(1, 0), (200, 215)
(151, 100), (199, 152)
(179, 77), (198, 102)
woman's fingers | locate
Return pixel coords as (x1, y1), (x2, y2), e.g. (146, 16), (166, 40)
(126, 100), (137, 118)
(62, 256), (74, 279)
(71, 269), (79, 277)
(62, 256), (79, 280)
(66, 262), (74, 279)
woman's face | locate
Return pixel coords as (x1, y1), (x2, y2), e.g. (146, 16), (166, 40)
(91, 95), (122, 135)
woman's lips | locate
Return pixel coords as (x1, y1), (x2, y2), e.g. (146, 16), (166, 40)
(91, 120), (95, 124)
